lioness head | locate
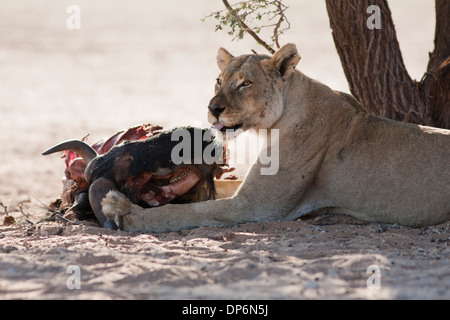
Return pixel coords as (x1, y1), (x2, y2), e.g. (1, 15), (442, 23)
(208, 43), (301, 134)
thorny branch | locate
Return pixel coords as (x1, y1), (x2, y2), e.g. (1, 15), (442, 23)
(222, 0), (274, 53)
(203, 0), (290, 54)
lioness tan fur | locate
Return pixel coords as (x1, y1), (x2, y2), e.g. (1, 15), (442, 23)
(103, 44), (450, 232)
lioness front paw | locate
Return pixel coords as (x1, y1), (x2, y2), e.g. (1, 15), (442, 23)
(101, 191), (136, 230)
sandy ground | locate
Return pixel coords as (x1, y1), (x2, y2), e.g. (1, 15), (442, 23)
(1, 0), (448, 300)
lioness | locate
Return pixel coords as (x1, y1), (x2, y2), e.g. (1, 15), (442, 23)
(103, 44), (450, 232)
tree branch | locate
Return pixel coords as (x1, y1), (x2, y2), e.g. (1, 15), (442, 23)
(221, 0), (275, 54)
(273, 1), (285, 49)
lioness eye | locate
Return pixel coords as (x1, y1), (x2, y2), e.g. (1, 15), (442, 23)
(239, 80), (252, 89)
(216, 78), (222, 86)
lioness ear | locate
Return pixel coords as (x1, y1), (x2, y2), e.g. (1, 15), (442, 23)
(217, 48), (234, 72)
(266, 43), (301, 80)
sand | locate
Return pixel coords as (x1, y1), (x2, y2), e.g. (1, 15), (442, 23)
(0, 0), (448, 299)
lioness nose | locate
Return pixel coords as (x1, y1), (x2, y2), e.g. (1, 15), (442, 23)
(208, 104), (226, 118)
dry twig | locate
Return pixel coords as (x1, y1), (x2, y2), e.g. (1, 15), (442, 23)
(203, 0), (290, 54)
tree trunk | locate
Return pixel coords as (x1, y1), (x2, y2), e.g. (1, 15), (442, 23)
(325, 0), (449, 129)
(420, 0), (450, 129)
